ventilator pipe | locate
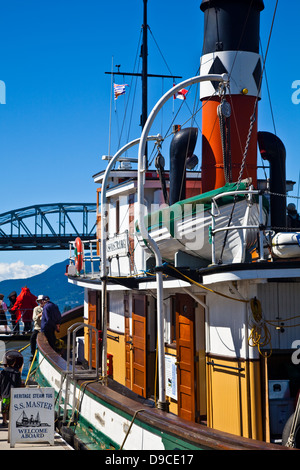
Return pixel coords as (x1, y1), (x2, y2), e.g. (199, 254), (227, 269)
(100, 135), (162, 380)
(137, 73), (228, 410)
(169, 127), (198, 205)
(257, 131), (286, 231)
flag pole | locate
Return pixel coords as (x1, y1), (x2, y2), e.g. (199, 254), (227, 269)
(108, 56), (114, 156)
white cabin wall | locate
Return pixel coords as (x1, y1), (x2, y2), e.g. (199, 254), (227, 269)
(257, 282), (300, 350)
(206, 279), (300, 359)
(84, 288), (89, 321)
(118, 194), (132, 276)
(206, 281), (259, 360)
(107, 197), (118, 276)
(108, 197), (117, 237)
(133, 193), (146, 274)
(119, 195), (129, 233)
(105, 182), (159, 276)
(107, 195), (132, 277)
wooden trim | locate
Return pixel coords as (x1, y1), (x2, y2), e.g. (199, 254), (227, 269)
(132, 295), (147, 397)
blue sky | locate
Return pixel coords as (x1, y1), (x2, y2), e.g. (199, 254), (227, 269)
(0, 0), (299, 279)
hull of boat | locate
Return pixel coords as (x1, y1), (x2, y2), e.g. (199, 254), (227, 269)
(33, 334), (283, 451)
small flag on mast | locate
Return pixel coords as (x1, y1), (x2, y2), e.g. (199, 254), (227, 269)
(173, 84), (188, 100)
(114, 83), (128, 100)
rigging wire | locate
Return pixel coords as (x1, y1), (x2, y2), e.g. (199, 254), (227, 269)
(256, 38), (277, 182)
(238, 0), (278, 185)
(117, 29), (143, 152)
(259, 38), (277, 136)
(148, 26), (174, 78)
(217, 1), (279, 263)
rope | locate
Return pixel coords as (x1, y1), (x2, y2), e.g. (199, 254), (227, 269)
(248, 298), (272, 357)
(168, 266), (275, 359)
(119, 409), (145, 450)
(167, 264), (248, 303)
(25, 348), (38, 386)
(18, 343), (30, 353)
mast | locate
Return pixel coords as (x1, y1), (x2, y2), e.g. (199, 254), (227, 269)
(141, 0), (148, 132)
(142, 0), (148, 165)
(105, 0), (181, 167)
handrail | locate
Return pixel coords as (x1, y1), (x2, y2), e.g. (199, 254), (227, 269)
(63, 322), (100, 423)
(66, 322), (99, 380)
(207, 360), (245, 372)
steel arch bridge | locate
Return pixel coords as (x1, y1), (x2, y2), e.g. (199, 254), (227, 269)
(0, 203), (97, 250)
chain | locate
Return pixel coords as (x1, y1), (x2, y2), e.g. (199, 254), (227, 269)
(237, 112), (256, 188)
(266, 190), (300, 200)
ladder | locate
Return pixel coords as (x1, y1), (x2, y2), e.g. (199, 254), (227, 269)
(57, 322), (99, 424)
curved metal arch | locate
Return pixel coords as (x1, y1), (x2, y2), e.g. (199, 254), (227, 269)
(0, 203), (97, 250)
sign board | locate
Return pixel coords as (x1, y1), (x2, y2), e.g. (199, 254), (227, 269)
(107, 232), (129, 258)
(9, 387), (55, 448)
(165, 355), (177, 401)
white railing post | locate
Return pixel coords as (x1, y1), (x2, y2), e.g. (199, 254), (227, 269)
(137, 73), (228, 410)
(258, 193), (265, 261)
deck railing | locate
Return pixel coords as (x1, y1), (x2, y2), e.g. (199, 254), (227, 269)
(67, 239), (100, 278)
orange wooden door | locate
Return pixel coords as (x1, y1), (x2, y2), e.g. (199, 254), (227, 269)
(176, 294), (196, 421)
(88, 290), (100, 368)
(124, 295), (131, 389)
(132, 295), (147, 397)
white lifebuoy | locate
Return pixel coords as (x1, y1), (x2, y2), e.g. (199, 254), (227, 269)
(272, 232), (300, 258)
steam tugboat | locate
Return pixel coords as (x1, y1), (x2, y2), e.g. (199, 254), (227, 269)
(34, 0), (300, 450)
(16, 411), (43, 428)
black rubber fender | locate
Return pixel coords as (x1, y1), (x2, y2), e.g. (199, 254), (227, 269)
(282, 412), (300, 448)
(60, 426), (75, 447)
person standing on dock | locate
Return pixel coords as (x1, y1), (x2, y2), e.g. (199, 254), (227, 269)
(30, 295), (44, 360)
(7, 291), (18, 334)
(10, 287), (37, 335)
(0, 295), (8, 335)
(0, 350), (23, 426)
(40, 296), (61, 351)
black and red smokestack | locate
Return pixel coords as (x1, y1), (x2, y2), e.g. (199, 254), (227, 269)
(200, 0), (264, 192)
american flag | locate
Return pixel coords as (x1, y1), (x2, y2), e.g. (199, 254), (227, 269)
(114, 83), (128, 100)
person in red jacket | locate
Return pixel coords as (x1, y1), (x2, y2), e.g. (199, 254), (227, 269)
(11, 287), (37, 334)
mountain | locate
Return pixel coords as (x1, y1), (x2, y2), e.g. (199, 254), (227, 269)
(0, 259), (84, 312)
